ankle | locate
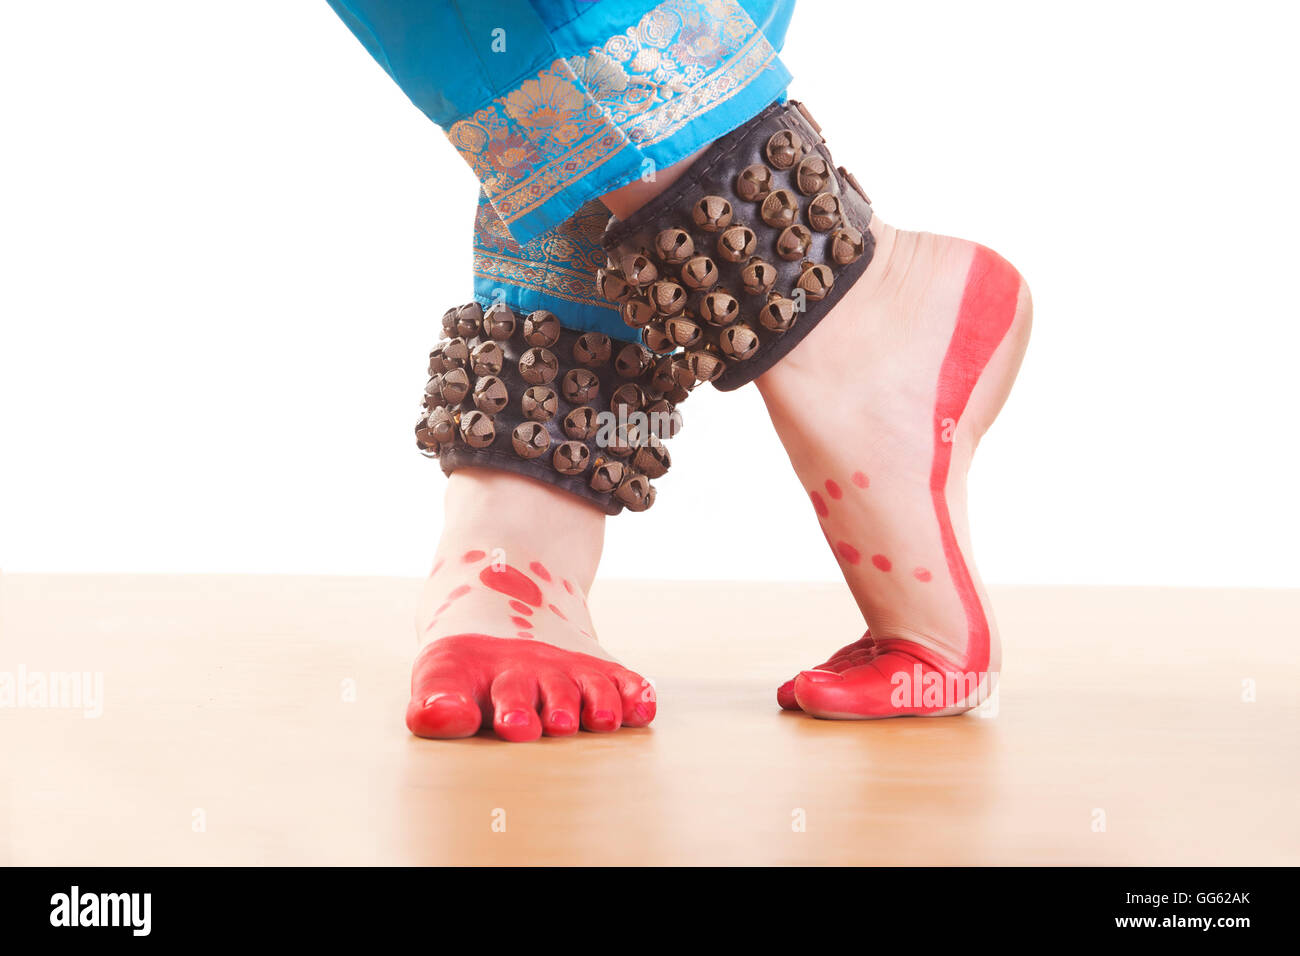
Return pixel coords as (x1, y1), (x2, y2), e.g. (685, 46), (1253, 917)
(601, 145), (710, 220)
(439, 469), (605, 591)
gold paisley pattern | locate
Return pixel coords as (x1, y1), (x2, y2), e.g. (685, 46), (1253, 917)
(449, 0), (780, 232)
(473, 198), (612, 309)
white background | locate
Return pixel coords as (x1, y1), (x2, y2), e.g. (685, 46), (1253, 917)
(2, 0), (1297, 585)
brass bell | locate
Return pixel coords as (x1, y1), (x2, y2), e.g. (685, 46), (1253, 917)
(807, 193), (841, 231)
(459, 409), (495, 448)
(718, 322), (761, 361)
(441, 337), (469, 368)
(765, 129), (805, 169)
(795, 156), (832, 196)
(644, 399), (681, 438)
(425, 406), (457, 445)
(610, 383), (646, 415)
(553, 441), (590, 475)
(472, 375), (509, 414)
(454, 302), (484, 338)
(440, 367), (471, 405)
(649, 280), (687, 316)
(687, 348), (726, 384)
(522, 310), (562, 347)
(700, 290), (740, 327)
(632, 436), (671, 478)
(759, 296), (797, 332)
(830, 226), (865, 265)
(595, 267), (631, 303)
(470, 340), (504, 377)
(563, 405), (599, 441)
(615, 473), (654, 511)
(653, 228), (694, 265)
(605, 423), (636, 458)
(649, 356), (680, 394)
(621, 297), (656, 329)
(642, 322), (675, 355)
(589, 460), (626, 494)
(776, 224), (812, 261)
(440, 307), (458, 338)
(423, 376), (444, 410)
(665, 316), (703, 349)
(511, 421), (550, 459)
(427, 345), (448, 376)
(518, 347), (559, 385)
(668, 354), (698, 391)
(521, 385), (557, 421)
(481, 303), (517, 341)
(618, 253), (658, 288)
(735, 163), (773, 201)
(680, 255), (719, 291)
(796, 263), (834, 300)
(716, 225), (757, 263)
(614, 343), (652, 378)
(573, 332), (612, 367)
(760, 189), (798, 229)
(692, 195), (733, 232)
(561, 367), (600, 404)
(415, 415), (440, 456)
(740, 258), (777, 295)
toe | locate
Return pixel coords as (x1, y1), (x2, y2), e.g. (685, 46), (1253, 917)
(537, 670), (581, 736)
(490, 669), (543, 742)
(574, 671), (622, 732)
(609, 667), (655, 727)
(407, 652), (483, 738)
(776, 678), (800, 710)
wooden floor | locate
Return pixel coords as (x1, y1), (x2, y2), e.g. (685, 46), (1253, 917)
(0, 575), (1295, 866)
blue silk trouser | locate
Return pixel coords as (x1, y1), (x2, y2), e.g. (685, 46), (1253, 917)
(327, 0), (796, 340)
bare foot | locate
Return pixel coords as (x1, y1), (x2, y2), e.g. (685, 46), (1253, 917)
(407, 469), (655, 741)
(761, 220), (1031, 718)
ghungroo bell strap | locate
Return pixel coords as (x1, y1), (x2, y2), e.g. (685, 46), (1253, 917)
(598, 101), (875, 391)
(417, 302), (681, 514)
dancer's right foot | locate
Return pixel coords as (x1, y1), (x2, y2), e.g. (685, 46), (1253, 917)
(407, 468), (656, 742)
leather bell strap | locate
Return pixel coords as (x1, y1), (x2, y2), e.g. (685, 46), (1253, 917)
(416, 302), (682, 514)
(598, 100), (875, 391)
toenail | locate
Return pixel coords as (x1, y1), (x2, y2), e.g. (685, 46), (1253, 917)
(633, 703), (651, 722)
(592, 709), (616, 725)
(501, 710), (532, 727)
(549, 711), (575, 731)
(799, 669), (844, 683)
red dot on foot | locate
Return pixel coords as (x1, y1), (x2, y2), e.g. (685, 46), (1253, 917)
(810, 491), (829, 518)
(548, 603), (567, 620)
(462, 550), (486, 563)
(872, 554), (892, 572)
(429, 558), (445, 577)
(434, 602), (451, 616)
(516, 632), (532, 640)
(914, 567), (932, 582)
(825, 479), (843, 500)
(479, 565), (542, 606)
(446, 585), (471, 602)
(563, 579), (575, 595)
(529, 561), (552, 582)
(509, 600), (533, 616)
(510, 616), (533, 629)
(837, 542), (861, 564)
(852, 471), (869, 489)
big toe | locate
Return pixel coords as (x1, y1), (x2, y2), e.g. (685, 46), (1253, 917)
(407, 683), (483, 738)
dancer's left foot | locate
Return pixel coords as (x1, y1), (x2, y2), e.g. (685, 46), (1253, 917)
(761, 220), (1031, 718)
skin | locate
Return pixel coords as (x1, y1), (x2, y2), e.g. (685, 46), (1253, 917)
(762, 217), (1032, 717)
(408, 468), (655, 742)
(409, 148), (1031, 738)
